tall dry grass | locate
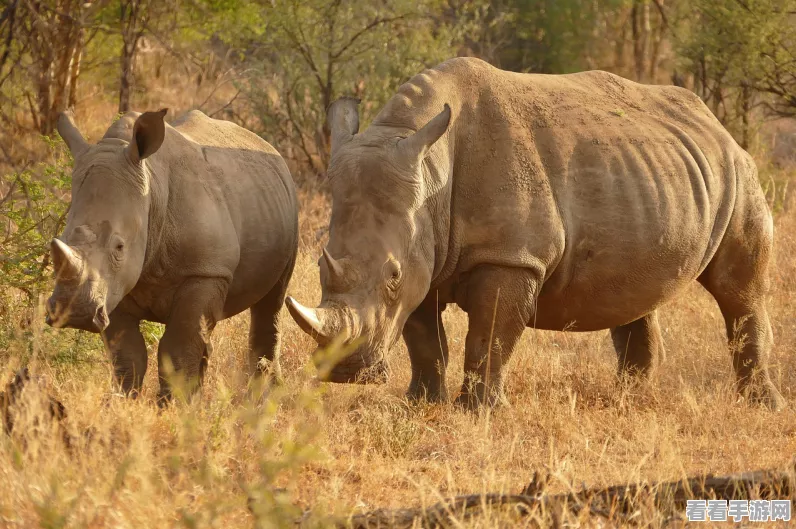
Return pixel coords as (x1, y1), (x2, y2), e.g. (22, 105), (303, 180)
(1, 180), (794, 528)
(1, 72), (795, 528)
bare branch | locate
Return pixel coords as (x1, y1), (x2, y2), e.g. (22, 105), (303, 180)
(208, 89), (242, 118)
(649, 0), (668, 30)
(331, 15), (410, 60)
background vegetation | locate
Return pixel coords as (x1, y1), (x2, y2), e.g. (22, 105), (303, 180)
(0, 0), (795, 527)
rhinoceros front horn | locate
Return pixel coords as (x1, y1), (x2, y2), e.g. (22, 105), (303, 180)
(286, 297), (336, 345)
(50, 238), (83, 281)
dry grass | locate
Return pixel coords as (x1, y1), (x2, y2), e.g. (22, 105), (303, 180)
(1, 81), (796, 528)
(1, 186), (795, 528)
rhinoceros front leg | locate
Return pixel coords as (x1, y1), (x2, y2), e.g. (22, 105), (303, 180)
(102, 309), (147, 396)
(402, 294), (449, 402)
(610, 310), (665, 378)
(157, 278), (228, 403)
(455, 265), (539, 409)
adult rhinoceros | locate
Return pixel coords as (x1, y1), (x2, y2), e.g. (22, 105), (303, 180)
(286, 57), (784, 411)
(47, 109), (298, 401)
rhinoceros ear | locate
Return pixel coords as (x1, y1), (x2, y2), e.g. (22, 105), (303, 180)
(327, 97), (360, 157)
(126, 108), (168, 164)
(57, 110), (89, 159)
(398, 104), (451, 162)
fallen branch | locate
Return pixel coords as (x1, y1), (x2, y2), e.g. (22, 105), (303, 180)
(1, 367), (70, 448)
(336, 465), (796, 528)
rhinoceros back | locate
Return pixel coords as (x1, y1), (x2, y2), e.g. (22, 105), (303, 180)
(125, 109), (298, 320)
(378, 58), (762, 331)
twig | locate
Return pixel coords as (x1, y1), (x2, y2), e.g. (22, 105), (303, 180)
(208, 88), (242, 118)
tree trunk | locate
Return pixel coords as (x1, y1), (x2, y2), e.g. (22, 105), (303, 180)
(50, 20), (76, 132)
(648, 2), (665, 83)
(711, 84), (723, 121)
(36, 60), (53, 135)
(614, 8), (630, 72)
(119, 40), (135, 113)
(28, 1), (55, 135)
(119, 0), (142, 113)
(740, 82), (752, 150)
(632, 0), (650, 83)
(67, 29), (84, 109)
(21, 0), (84, 135)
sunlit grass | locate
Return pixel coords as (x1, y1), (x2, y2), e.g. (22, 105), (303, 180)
(1, 181), (794, 527)
(1, 62), (795, 526)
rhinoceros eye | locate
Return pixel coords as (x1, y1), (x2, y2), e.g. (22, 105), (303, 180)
(110, 235), (126, 261)
(385, 260), (402, 294)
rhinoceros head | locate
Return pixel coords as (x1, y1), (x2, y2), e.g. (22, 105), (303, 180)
(45, 109), (167, 333)
(287, 97), (451, 383)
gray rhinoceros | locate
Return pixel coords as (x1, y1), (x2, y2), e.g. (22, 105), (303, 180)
(47, 109), (298, 401)
(286, 57), (784, 410)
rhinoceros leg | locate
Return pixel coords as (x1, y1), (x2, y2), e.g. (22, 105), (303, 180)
(156, 278), (228, 403)
(610, 311), (664, 377)
(697, 208), (784, 411)
(700, 289), (784, 410)
(248, 263), (292, 383)
(102, 309), (147, 396)
(455, 265), (538, 410)
(403, 295), (449, 402)
(706, 296), (784, 410)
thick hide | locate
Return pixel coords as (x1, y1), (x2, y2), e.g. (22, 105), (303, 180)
(288, 58), (783, 411)
(49, 109), (298, 400)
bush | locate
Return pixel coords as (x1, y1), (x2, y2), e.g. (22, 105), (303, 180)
(0, 136), (72, 298)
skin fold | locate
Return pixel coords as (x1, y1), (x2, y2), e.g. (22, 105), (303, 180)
(287, 57), (784, 411)
(47, 109), (298, 401)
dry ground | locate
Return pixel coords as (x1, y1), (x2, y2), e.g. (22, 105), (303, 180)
(1, 84), (795, 527)
(1, 184), (794, 528)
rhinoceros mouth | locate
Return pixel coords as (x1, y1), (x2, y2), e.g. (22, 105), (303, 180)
(322, 356), (390, 384)
(45, 298), (109, 333)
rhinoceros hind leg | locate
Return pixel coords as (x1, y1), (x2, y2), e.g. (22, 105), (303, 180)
(102, 309), (147, 396)
(610, 310), (664, 378)
(454, 265), (540, 410)
(703, 292), (784, 411)
(698, 209), (784, 411)
(248, 264), (293, 384)
(403, 295), (449, 402)
(715, 300), (782, 411)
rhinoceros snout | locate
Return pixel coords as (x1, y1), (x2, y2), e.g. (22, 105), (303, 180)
(44, 297), (58, 327)
(92, 305), (109, 332)
(44, 296), (108, 333)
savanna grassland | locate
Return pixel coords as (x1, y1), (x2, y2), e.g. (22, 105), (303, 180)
(2, 1), (796, 527)
(1, 111), (795, 528)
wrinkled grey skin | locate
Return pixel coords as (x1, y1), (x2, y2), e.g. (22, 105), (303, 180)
(287, 57), (784, 411)
(48, 109), (298, 401)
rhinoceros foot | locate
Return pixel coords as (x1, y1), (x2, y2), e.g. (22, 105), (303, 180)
(741, 380), (786, 412)
(453, 380), (507, 412)
(406, 383), (447, 403)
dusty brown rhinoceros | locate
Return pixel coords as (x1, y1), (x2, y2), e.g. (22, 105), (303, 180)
(47, 109), (298, 401)
(286, 57), (784, 410)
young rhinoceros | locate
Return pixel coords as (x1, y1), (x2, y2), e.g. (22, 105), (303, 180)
(46, 109), (298, 401)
